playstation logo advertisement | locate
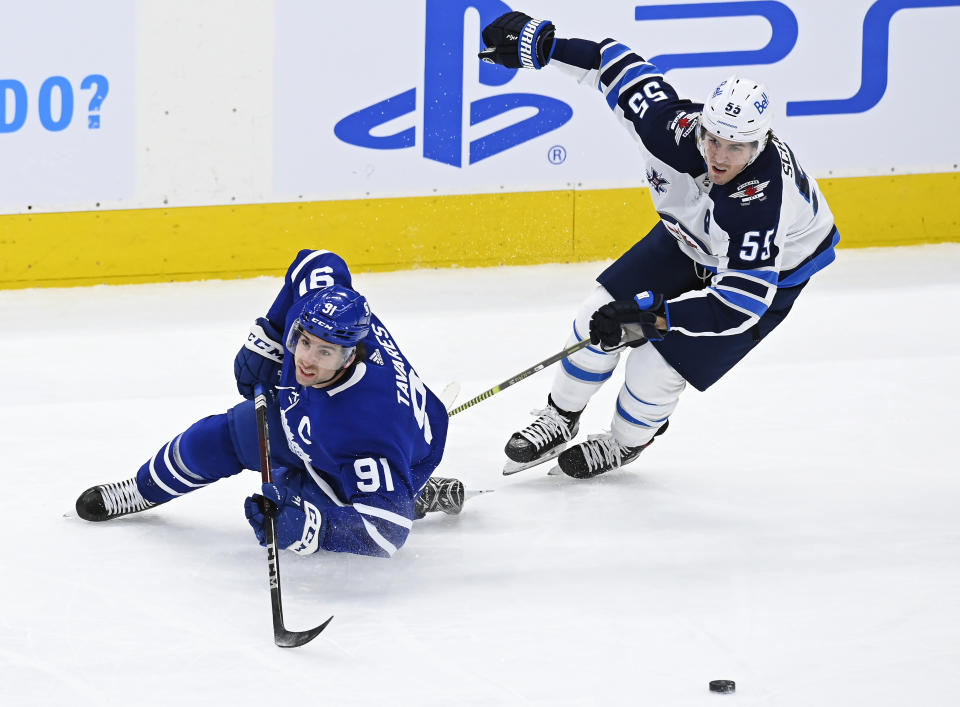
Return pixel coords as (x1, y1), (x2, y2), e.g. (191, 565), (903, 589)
(274, 0), (590, 201)
(274, 0), (960, 203)
(334, 1), (572, 168)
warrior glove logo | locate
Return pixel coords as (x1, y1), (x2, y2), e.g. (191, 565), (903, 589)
(519, 18), (545, 69)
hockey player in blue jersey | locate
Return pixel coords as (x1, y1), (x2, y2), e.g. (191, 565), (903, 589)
(75, 250), (464, 558)
(480, 12), (840, 478)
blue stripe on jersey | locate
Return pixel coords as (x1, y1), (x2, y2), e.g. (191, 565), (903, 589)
(562, 356), (614, 383)
(616, 399), (653, 427)
(715, 274), (772, 298)
(599, 42), (630, 69)
(710, 287), (770, 317)
(779, 228), (840, 288)
(727, 267), (779, 286)
(606, 63), (660, 110)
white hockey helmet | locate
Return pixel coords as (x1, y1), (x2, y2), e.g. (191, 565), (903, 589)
(698, 75), (773, 165)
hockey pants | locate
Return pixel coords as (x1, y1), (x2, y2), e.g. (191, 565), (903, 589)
(550, 285), (686, 448)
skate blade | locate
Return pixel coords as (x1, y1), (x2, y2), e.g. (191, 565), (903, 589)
(438, 382), (461, 412)
(464, 489), (494, 502)
(502, 446), (564, 475)
(546, 465), (563, 476)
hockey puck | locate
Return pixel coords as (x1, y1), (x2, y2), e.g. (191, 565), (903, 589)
(709, 679), (736, 694)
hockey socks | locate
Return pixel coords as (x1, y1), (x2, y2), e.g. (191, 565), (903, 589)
(136, 413), (244, 505)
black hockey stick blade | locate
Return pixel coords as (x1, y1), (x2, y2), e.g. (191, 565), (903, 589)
(264, 520), (335, 648)
(255, 384), (334, 648)
(274, 615), (334, 648)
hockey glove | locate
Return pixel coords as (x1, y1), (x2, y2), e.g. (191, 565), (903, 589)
(478, 11), (555, 69)
(590, 291), (669, 350)
(244, 481), (323, 556)
(234, 317), (284, 400)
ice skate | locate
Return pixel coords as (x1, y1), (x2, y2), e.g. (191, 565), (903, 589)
(75, 478), (156, 522)
(555, 422), (669, 479)
(503, 396), (582, 475)
(415, 477), (466, 519)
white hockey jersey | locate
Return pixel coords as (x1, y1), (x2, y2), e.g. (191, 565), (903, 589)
(552, 38), (839, 336)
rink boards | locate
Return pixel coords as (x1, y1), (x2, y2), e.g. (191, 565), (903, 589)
(1, 1), (958, 287)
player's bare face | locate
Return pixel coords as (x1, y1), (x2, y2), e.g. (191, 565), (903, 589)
(293, 331), (352, 388)
(703, 132), (754, 185)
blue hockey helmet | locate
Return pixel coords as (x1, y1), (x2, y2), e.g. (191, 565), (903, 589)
(287, 284), (372, 352)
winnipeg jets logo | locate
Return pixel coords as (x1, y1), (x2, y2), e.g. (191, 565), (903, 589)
(646, 168), (670, 195)
(369, 348), (384, 366)
(730, 179), (770, 205)
(668, 110), (700, 145)
(662, 218), (707, 254)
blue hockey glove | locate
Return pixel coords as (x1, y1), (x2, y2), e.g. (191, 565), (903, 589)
(244, 482), (323, 555)
(234, 317), (284, 400)
(590, 291), (669, 349)
(478, 11), (555, 70)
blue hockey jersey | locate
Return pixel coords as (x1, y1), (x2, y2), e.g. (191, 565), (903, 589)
(262, 249), (448, 558)
(551, 38), (839, 337)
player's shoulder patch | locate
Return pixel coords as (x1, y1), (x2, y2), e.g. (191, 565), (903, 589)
(667, 110), (701, 145)
(368, 348), (385, 366)
(646, 167), (670, 195)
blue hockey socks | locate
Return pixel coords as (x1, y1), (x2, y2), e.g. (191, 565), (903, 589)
(136, 413), (244, 505)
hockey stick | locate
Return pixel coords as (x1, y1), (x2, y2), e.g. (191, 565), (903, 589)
(447, 338), (593, 417)
(253, 384), (333, 647)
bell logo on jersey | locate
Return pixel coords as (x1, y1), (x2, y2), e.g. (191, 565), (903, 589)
(730, 179), (771, 205)
(333, 0), (573, 167)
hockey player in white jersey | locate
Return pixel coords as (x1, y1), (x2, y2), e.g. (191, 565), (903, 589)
(75, 249), (467, 558)
(480, 12), (840, 478)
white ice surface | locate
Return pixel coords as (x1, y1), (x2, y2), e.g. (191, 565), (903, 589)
(1, 245), (958, 706)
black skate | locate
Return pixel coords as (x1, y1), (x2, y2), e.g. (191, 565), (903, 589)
(556, 421), (669, 479)
(415, 477), (466, 519)
(503, 396), (582, 475)
(76, 478), (156, 522)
